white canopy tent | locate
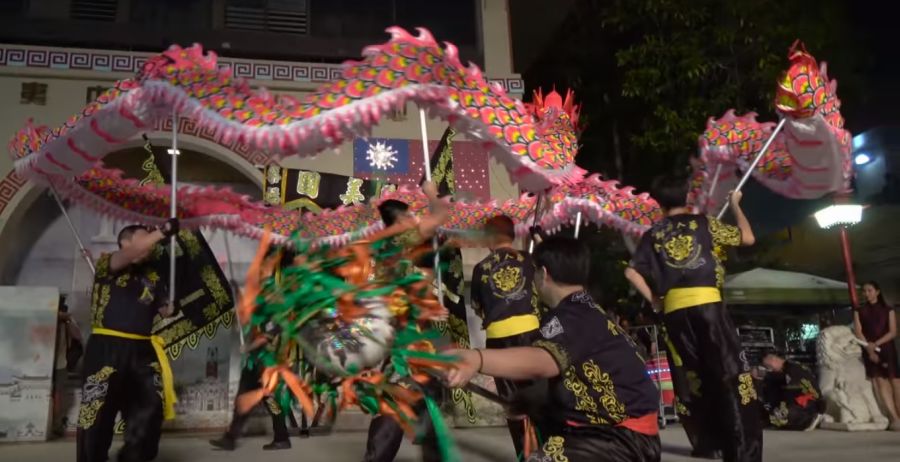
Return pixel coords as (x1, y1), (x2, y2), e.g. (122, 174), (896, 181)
(724, 268), (852, 306)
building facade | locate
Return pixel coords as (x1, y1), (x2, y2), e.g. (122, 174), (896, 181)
(0, 0), (520, 432)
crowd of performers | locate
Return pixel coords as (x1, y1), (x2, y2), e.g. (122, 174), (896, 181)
(74, 175), (836, 462)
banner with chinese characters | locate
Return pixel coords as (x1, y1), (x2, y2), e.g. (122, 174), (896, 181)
(262, 165), (393, 212)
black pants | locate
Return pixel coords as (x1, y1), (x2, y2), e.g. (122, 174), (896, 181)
(225, 364), (289, 442)
(766, 400), (818, 430)
(662, 325), (716, 455)
(664, 303), (763, 462)
(525, 426), (660, 462)
(76, 336), (163, 462)
(362, 380), (442, 462)
(486, 329), (540, 459)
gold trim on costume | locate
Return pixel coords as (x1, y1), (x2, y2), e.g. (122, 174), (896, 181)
(541, 435), (569, 462)
(738, 372), (758, 405)
(77, 366), (116, 429)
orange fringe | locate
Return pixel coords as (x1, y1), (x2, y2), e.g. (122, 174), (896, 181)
(235, 365), (316, 419)
(523, 417), (538, 457)
(239, 228), (271, 326)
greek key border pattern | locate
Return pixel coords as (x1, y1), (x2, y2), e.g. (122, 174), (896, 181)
(0, 44), (525, 93)
(0, 171), (28, 216)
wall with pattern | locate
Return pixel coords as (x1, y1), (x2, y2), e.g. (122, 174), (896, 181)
(0, 3), (523, 432)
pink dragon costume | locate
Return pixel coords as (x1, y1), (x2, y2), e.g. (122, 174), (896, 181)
(688, 41), (852, 215)
(6, 28), (851, 458)
(7, 27), (660, 245)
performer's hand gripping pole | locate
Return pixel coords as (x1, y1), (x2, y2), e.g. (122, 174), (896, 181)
(169, 110), (179, 307)
(716, 118), (787, 219)
(48, 182), (95, 275)
(418, 108), (444, 304)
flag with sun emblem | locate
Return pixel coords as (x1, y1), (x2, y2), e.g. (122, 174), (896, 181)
(353, 138), (411, 177)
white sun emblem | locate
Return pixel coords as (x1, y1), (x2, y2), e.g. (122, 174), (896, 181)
(366, 141), (399, 170)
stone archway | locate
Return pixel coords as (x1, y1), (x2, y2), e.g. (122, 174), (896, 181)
(0, 120), (270, 282)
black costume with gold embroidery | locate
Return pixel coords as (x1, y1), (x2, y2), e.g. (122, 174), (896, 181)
(762, 361), (823, 430)
(471, 247), (542, 329)
(77, 253), (168, 462)
(471, 247), (542, 457)
(630, 214), (762, 462)
(528, 291), (660, 462)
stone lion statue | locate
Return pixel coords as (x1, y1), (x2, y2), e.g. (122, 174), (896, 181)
(817, 325), (888, 430)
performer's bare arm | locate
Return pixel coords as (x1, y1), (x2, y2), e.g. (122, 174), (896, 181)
(729, 191), (755, 246)
(109, 229), (167, 272)
(624, 267), (658, 312)
(416, 181), (450, 239)
(447, 347), (560, 387)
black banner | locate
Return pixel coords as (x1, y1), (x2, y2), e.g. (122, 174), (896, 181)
(140, 137), (236, 359)
(261, 166), (392, 212)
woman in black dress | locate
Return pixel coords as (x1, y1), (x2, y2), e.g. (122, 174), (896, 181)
(854, 281), (900, 431)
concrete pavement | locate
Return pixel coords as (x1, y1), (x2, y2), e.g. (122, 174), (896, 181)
(2, 426), (898, 461)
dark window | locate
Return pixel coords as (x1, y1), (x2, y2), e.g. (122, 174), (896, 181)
(86, 86), (109, 103)
(130, 0), (213, 30)
(226, 0), (309, 35)
(70, 0), (118, 22)
(20, 82), (48, 106)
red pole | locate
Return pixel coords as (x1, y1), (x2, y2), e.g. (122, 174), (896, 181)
(839, 226), (859, 308)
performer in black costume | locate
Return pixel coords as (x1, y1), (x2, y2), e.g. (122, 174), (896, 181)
(625, 175), (763, 462)
(76, 220), (179, 462)
(759, 351), (824, 431)
(470, 214), (542, 458)
(449, 237), (661, 462)
(362, 182), (447, 462)
(210, 247), (295, 451)
(209, 320), (292, 450)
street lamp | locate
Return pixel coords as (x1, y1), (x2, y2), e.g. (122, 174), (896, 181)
(814, 203), (863, 307)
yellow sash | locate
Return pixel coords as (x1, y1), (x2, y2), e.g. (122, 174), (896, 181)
(663, 287), (722, 314)
(486, 314), (540, 339)
(92, 328), (177, 420)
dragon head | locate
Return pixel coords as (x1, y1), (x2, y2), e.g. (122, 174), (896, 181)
(775, 41), (839, 121)
(525, 88), (582, 168)
(528, 88), (581, 133)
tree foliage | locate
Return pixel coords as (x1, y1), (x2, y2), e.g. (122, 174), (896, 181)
(525, 0), (860, 189)
(522, 0), (863, 316)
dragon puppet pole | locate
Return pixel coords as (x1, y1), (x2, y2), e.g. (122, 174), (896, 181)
(48, 182), (96, 275)
(573, 212), (583, 239)
(528, 193), (544, 254)
(221, 230), (245, 347)
(716, 117), (787, 220)
(705, 164), (724, 214)
(418, 108), (444, 305)
(168, 110), (179, 307)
